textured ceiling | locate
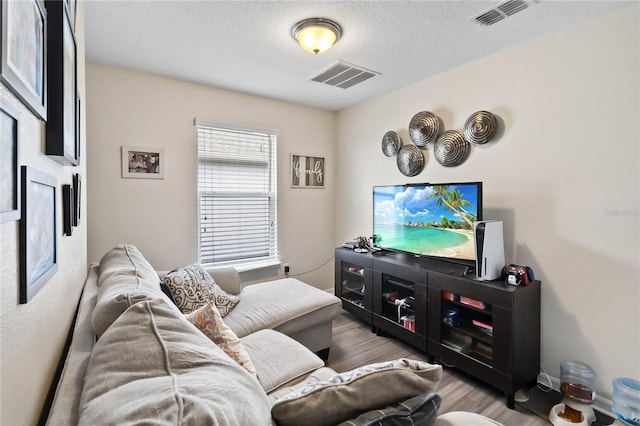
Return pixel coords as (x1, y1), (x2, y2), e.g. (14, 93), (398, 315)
(84, 1), (630, 111)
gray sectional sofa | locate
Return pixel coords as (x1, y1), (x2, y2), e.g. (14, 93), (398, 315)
(46, 244), (503, 425)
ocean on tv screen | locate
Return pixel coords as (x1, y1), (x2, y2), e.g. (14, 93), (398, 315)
(373, 183), (480, 261)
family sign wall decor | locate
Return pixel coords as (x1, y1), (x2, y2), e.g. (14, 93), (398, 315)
(290, 154), (325, 188)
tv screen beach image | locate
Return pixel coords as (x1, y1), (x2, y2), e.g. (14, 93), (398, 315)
(373, 183), (481, 261)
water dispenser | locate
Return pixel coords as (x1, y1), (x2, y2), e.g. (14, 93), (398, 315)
(612, 377), (640, 426)
(549, 360), (597, 426)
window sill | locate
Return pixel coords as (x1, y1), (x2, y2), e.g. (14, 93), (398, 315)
(201, 259), (281, 273)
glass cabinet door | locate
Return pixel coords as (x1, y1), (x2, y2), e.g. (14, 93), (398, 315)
(340, 262), (367, 308)
(440, 291), (494, 366)
(380, 274), (416, 332)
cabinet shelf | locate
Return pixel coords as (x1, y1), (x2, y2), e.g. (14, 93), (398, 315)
(343, 284), (365, 295)
(385, 278), (414, 291)
(444, 344), (492, 366)
(344, 298), (366, 309)
(443, 323), (493, 345)
(344, 266), (365, 276)
(444, 298), (492, 314)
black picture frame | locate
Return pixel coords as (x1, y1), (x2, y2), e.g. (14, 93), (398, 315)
(45, 0), (77, 166)
(72, 172), (80, 226)
(62, 184), (73, 236)
(0, 0), (47, 120)
(1, 100), (21, 223)
(20, 166), (58, 304)
(75, 93), (81, 161)
(65, 0), (76, 33)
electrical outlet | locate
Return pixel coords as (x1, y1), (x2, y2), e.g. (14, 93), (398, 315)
(284, 264), (290, 274)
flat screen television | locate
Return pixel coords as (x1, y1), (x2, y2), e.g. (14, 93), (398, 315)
(373, 182), (482, 263)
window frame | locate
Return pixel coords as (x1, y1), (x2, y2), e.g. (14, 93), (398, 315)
(195, 119), (279, 270)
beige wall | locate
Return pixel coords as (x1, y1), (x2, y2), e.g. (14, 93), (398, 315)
(85, 64), (337, 289)
(336, 4), (639, 400)
(0, 4), (87, 425)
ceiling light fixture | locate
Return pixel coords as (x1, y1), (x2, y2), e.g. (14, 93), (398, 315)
(291, 18), (342, 55)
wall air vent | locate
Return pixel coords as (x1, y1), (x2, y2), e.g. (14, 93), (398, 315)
(311, 61), (380, 89)
(471, 0), (537, 27)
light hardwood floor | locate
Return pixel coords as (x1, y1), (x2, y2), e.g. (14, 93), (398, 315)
(326, 311), (551, 425)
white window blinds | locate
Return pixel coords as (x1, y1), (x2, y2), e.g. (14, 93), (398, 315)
(195, 120), (278, 266)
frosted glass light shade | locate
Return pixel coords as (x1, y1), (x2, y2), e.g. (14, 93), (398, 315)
(291, 18), (342, 55)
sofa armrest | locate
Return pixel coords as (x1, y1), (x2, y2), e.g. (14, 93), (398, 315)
(204, 266), (243, 295)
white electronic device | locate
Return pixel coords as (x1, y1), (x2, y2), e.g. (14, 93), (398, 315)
(474, 220), (505, 281)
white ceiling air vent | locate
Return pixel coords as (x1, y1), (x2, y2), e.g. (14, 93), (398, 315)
(471, 0), (537, 27)
(311, 61), (380, 89)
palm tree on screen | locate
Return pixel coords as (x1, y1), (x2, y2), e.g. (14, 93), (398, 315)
(427, 186), (474, 228)
(447, 189), (476, 227)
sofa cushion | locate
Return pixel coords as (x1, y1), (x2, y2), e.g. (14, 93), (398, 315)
(241, 329), (324, 393)
(223, 278), (341, 338)
(184, 300), (256, 376)
(164, 263), (239, 315)
(337, 393), (441, 426)
(267, 366), (338, 404)
(92, 244), (167, 338)
(79, 298), (271, 425)
(271, 359), (442, 426)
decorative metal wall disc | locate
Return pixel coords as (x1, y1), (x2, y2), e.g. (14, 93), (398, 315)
(409, 111), (440, 147)
(382, 131), (401, 157)
(434, 130), (470, 167)
(463, 110), (497, 145)
(396, 144), (424, 176)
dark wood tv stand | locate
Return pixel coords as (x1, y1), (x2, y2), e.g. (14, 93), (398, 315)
(335, 247), (541, 408)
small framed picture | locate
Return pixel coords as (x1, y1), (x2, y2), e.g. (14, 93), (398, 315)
(62, 184), (73, 236)
(0, 0), (47, 120)
(291, 154), (325, 188)
(121, 145), (164, 179)
(1, 100), (20, 223)
(72, 173), (81, 226)
(20, 166), (58, 304)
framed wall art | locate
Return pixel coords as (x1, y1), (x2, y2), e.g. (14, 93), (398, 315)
(45, 0), (78, 166)
(121, 146), (165, 179)
(75, 93), (81, 161)
(62, 184), (73, 236)
(0, 0), (47, 120)
(290, 154), (325, 188)
(65, 0), (76, 32)
(72, 172), (81, 226)
(1, 100), (21, 223)
(20, 166), (58, 304)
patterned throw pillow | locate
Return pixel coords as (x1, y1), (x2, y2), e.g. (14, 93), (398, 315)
(185, 301), (256, 377)
(271, 359), (442, 426)
(163, 263), (239, 316)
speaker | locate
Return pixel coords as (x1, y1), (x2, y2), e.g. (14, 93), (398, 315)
(474, 220), (505, 281)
